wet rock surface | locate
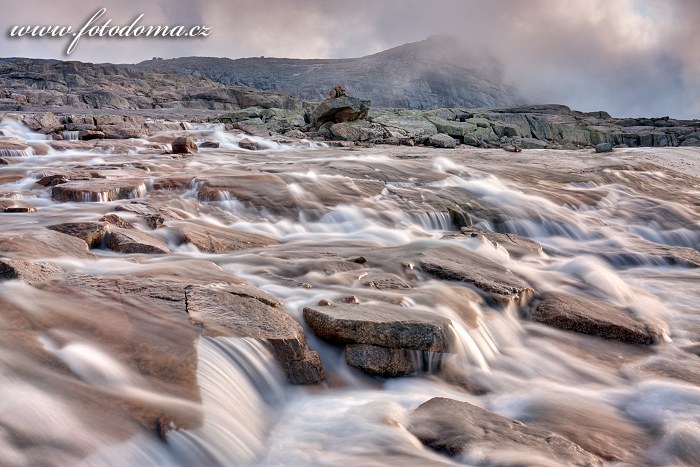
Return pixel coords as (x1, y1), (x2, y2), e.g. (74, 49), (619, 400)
(303, 302), (453, 352)
(419, 247), (534, 304)
(107, 227), (171, 254)
(531, 292), (664, 345)
(345, 344), (421, 377)
(178, 222), (277, 252)
(52, 179), (146, 202)
(0, 258), (62, 283)
(47, 222), (109, 248)
(409, 397), (603, 466)
(184, 285), (324, 384)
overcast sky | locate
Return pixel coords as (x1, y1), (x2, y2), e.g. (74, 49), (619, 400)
(1, 0), (699, 118)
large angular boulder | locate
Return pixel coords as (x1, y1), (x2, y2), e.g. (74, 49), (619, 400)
(171, 137), (198, 154)
(409, 397), (602, 466)
(531, 292), (664, 345)
(345, 344), (420, 377)
(310, 96), (370, 127)
(184, 285), (324, 384)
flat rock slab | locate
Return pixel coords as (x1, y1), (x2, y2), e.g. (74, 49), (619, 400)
(178, 222), (277, 253)
(115, 201), (183, 228)
(52, 179), (146, 202)
(303, 303), (453, 352)
(532, 292), (664, 345)
(409, 397), (602, 466)
(185, 285), (324, 384)
(0, 258), (62, 283)
(456, 227), (543, 258)
(0, 230), (93, 259)
(107, 228), (170, 254)
(419, 247), (533, 304)
(48, 222), (108, 248)
(360, 273), (412, 290)
(345, 344), (421, 377)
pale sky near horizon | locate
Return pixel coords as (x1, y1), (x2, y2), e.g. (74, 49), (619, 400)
(1, 0), (699, 118)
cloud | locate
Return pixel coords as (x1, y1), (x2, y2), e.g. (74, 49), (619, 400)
(0, 0), (698, 118)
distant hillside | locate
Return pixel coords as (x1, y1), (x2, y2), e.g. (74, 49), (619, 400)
(135, 36), (523, 109)
(0, 58), (303, 111)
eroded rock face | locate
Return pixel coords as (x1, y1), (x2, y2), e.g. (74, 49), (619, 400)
(47, 222), (108, 248)
(303, 302), (453, 352)
(184, 285), (324, 384)
(531, 292), (665, 345)
(0, 258), (62, 283)
(345, 344), (420, 377)
(409, 397), (602, 466)
(419, 247), (534, 305)
(52, 179), (146, 202)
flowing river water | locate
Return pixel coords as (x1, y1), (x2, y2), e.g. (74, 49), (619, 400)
(0, 119), (699, 466)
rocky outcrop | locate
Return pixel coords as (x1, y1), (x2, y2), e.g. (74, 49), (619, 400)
(0, 58), (303, 111)
(184, 285), (324, 384)
(409, 397), (602, 466)
(531, 292), (665, 345)
(136, 36), (522, 109)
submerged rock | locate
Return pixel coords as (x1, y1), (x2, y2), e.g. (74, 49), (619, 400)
(107, 227), (171, 254)
(409, 397), (602, 466)
(531, 292), (664, 345)
(420, 247), (534, 305)
(171, 137), (198, 154)
(184, 285), (324, 384)
(455, 227), (543, 259)
(52, 179), (146, 202)
(0, 258), (62, 283)
(115, 201), (183, 229)
(47, 222), (109, 248)
(303, 302), (453, 352)
(178, 223), (277, 253)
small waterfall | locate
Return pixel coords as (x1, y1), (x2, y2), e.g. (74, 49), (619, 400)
(0, 146), (33, 158)
(62, 130), (80, 141)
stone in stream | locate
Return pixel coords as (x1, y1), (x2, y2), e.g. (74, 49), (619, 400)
(238, 138), (260, 150)
(345, 344), (421, 377)
(303, 302), (453, 352)
(99, 213), (134, 229)
(184, 285), (324, 384)
(595, 142), (614, 153)
(2, 206), (36, 213)
(177, 223), (277, 253)
(47, 222), (109, 248)
(114, 201), (183, 229)
(419, 247), (534, 305)
(531, 292), (665, 345)
(359, 273), (412, 290)
(409, 397), (602, 466)
(171, 137), (198, 154)
(107, 227), (171, 254)
(0, 258), (62, 283)
(199, 140), (220, 148)
(52, 179), (146, 202)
